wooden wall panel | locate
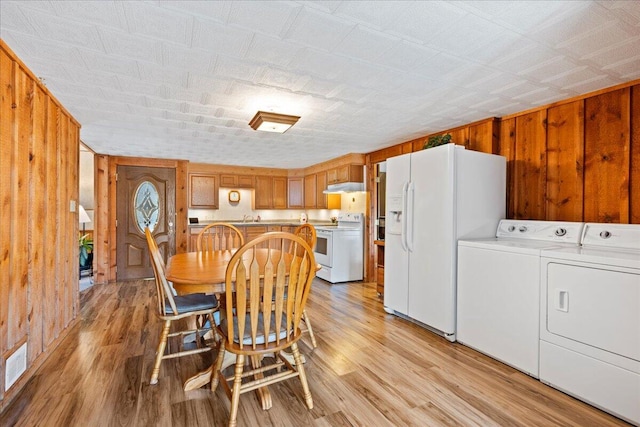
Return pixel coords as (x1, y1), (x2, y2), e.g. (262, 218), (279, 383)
(11, 62), (31, 350)
(631, 85), (640, 224)
(93, 154), (109, 284)
(449, 127), (469, 147)
(28, 85), (47, 364)
(546, 101), (584, 222)
(498, 118), (516, 219)
(43, 99), (60, 347)
(514, 111), (547, 219)
(0, 40), (80, 410)
(0, 47), (13, 398)
(584, 88), (630, 223)
(468, 119), (498, 154)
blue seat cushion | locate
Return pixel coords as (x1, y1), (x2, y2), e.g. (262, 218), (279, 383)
(221, 313), (292, 345)
(165, 293), (218, 315)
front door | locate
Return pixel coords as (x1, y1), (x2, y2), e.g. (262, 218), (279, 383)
(116, 166), (175, 281)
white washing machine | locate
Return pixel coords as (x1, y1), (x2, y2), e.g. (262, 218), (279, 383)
(539, 223), (640, 425)
(457, 220), (584, 378)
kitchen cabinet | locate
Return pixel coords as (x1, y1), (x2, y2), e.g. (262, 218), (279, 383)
(304, 174), (317, 208)
(288, 177), (304, 208)
(253, 176), (273, 209)
(220, 174), (254, 188)
(375, 240), (384, 295)
(188, 226), (205, 251)
(327, 164), (364, 185)
(273, 177), (288, 209)
(189, 173), (219, 208)
(316, 171), (327, 209)
(253, 176), (287, 209)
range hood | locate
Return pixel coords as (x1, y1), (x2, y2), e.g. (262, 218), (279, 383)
(323, 182), (365, 193)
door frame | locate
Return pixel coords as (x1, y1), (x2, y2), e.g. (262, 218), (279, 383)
(93, 155), (188, 284)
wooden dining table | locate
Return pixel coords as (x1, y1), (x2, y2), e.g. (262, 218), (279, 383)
(165, 248), (294, 409)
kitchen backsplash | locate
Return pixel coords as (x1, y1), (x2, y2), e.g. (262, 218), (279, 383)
(189, 188), (365, 222)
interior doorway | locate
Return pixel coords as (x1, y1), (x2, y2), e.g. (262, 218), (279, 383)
(79, 143), (95, 291)
(116, 165), (176, 281)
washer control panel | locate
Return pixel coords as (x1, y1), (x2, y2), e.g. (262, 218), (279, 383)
(496, 220), (584, 244)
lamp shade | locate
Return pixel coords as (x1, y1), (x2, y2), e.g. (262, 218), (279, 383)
(78, 205), (91, 224)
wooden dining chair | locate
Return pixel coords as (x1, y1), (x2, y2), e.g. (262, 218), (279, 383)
(211, 232), (316, 427)
(197, 223), (245, 252)
(292, 224), (318, 348)
(145, 228), (220, 385)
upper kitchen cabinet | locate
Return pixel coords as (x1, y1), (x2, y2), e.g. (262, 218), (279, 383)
(304, 174), (317, 208)
(288, 177), (304, 208)
(189, 173), (219, 208)
(253, 176), (288, 209)
(253, 176), (273, 209)
(316, 171), (328, 209)
(327, 164), (364, 185)
(273, 177), (288, 209)
(220, 174), (254, 188)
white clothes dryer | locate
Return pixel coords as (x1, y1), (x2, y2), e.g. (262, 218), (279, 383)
(457, 220), (584, 378)
(539, 223), (640, 425)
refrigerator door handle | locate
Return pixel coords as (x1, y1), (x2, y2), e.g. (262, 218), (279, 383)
(400, 182), (409, 251)
(406, 181), (415, 252)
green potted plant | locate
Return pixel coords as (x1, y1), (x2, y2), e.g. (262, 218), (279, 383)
(424, 133), (452, 149)
(79, 233), (93, 272)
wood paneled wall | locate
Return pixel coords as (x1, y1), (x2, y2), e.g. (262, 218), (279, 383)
(0, 40), (80, 410)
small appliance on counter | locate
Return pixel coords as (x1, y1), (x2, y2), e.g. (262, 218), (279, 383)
(300, 213), (308, 224)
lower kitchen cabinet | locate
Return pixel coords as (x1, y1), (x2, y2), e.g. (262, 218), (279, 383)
(188, 226), (205, 251)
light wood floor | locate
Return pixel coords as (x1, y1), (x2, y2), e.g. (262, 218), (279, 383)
(0, 279), (630, 426)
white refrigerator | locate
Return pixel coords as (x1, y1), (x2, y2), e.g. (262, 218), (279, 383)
(383, 144), (505, 342)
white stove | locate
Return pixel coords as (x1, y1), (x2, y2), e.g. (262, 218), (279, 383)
(314, 213), (364, 283)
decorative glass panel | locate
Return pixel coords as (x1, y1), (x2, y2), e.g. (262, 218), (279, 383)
(134, 181), (160, 233)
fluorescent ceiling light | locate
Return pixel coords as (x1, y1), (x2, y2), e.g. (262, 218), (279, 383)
(249, 111), (300, 133)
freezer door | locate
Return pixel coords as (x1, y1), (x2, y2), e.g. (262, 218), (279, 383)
(384, 153), (411, 315)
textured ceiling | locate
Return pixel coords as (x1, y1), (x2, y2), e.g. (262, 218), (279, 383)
(1, 1), (640, 168)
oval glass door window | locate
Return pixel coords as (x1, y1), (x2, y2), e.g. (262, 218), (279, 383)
(134, 181), (160, 233)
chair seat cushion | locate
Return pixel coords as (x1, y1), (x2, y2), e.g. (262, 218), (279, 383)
(221, 313), (291, 345)
(165, 293), (218, 315)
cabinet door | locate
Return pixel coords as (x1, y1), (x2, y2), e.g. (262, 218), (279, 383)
(189, 174), (219, 208)
(237, 175), (254, 188)
(288, 177), (304, 208)
(189, 226), (205, 251)
(254, 176), (272, 209)
(272, 177), (287, 209)
(220, 174), (237, 188)
(316, 171), (328, 209)
(245, 226), (268, 248)
(304, 174), (317, 208)
(327, 168), (338, 184)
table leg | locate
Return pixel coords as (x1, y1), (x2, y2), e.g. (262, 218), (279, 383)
(183, 351), (236, 391)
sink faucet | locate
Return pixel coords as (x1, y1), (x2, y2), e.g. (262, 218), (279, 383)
(242, 214), (254, 223)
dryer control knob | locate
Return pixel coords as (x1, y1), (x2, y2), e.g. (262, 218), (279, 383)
(518, 226), (527, 233)
(600, 230), (612, 239)
(508, 225), (516, 232)
(555, 228), (567, 237)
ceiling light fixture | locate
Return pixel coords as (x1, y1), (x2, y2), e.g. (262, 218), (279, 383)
(249, 111), (300, 133)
